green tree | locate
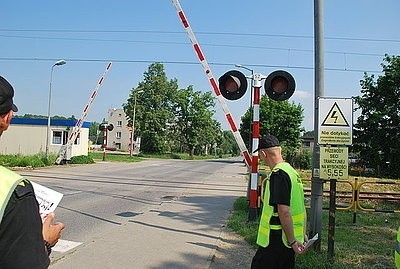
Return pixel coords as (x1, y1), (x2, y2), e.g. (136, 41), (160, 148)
(88, 121), (101, 144)
(293, 149), (312, 170)
(170, 85), (222, 156)
(219, 130), (240, 156)
(240, 96), (304, 163)
(353, 55), (400, 178)
(123, 63), (178, 154)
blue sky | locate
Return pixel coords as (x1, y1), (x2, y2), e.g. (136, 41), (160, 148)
(1, 0), (399, 131)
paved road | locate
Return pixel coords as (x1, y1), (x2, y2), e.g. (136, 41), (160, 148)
(19, 158), (247, 269)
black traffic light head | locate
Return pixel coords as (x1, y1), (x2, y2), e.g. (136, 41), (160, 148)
(107, 124), (114, 131)
(264, 70), (295, 101)
(218, 70), (248, 100)
(99, 123), (107, 131)
(99, 123), (114, 131)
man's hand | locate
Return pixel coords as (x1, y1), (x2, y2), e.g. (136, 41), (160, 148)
(42, 213), (65, 246)
(291, 241), (307, 254)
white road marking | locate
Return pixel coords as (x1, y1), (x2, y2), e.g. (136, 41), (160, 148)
(52, 239), (82, 253)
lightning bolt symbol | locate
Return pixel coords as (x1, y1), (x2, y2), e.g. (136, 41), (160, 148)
(331, 111), (338, 123)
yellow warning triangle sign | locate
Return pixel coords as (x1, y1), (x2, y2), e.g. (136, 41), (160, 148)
(322, 102), (349, 127)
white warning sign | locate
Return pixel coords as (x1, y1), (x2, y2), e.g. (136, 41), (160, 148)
(320, 146), (348, 179)
(318, 98), (353, 145)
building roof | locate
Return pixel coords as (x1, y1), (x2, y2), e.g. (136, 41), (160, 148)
(11, 118), (91, 128)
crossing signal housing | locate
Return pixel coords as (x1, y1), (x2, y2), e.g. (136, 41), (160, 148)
(99, 123), (107, 131)
(107, 124), (114, 131)
(264, 70), (295, 101)
(218, 70), (248, 100)
(99, 123), (114, 131)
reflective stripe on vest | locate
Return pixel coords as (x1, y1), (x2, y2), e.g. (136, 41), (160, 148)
(256, 162), (306, 248)
(0, 166), (25, 223)
(396, 227), (400, 269)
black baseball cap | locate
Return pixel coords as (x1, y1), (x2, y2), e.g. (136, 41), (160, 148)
(253, 135), (280, 153)
(0, 76), (18, 115)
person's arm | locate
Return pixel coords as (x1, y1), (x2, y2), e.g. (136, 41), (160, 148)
(277, 204), (295, 243)
(0, 183), (50, 268)
(277, 204), (306, 254)
(304, 212), (308, 242)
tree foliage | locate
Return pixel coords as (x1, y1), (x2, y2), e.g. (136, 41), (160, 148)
(240, 96), (304, 162)
(353, 55), (400, 178)
(123, 63), (228, 156)
(88, 121), (101, 144)
(219, 130), (240, 156)
(14, 114), (76, 120)
(169, 85), (221, 155)
(123, 63), (177, 154)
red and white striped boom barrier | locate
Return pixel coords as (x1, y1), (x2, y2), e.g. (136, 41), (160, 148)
(171, 0), (252, 167)
(55, 62), (112, 164)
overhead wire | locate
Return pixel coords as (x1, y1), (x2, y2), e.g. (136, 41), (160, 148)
(0, 57), (382, 73)
(0, 33), (389, 58)
(0, 28), (396, 74)
(0, 28), (399, 43)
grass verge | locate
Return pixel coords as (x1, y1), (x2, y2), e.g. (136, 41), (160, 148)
(88, 152), (142, 162)
(0, 151), (233, 167)
(227, 197), (398, 269)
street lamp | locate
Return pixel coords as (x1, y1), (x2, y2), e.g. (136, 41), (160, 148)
(45, 60), (67, 158)
(130, 90), (144, 157)
(235, 64), (253, 74)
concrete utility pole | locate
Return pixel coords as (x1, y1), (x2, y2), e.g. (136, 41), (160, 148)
(130, 90), (143, 157)
(310, 0), (325, 251)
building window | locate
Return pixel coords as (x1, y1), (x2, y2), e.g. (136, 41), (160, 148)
(74, 133), (80, 145)
(117, 120), (122, 127)
(52, 130), (80, 145)
(302, 141), (311, 147)
(52, 131), (64, 145)
(116, 132), (122, 139)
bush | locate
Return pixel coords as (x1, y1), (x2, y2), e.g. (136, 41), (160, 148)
(293, 149), (312, 170)
(171, 153), (182, 159)
(70, 155), (95, 164)
(0, 154), (49, 168)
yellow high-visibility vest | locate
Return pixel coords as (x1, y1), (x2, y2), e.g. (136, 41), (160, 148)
(0, 166), (25, 223)
(256, 162), (306, 248)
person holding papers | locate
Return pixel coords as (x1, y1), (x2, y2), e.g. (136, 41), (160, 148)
(251, 135), (308, 269)
(0, 76), (65, 268)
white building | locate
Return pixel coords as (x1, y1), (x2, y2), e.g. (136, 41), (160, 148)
(0, 118), (90, 156)
(106, 108), (131, 151)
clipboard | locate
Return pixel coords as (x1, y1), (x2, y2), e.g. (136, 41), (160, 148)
(305, 233), (319, 249)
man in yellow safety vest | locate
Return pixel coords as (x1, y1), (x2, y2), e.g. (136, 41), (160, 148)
(0, 76), (65, 268)
(251, 135), (308, 269)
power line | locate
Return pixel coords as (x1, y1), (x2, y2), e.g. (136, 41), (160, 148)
(0, 57), (382, 73)
(0, 34), (388, 58)
(0, 28), (399, 43)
